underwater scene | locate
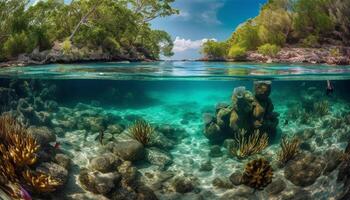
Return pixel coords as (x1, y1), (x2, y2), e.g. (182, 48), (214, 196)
(1, 62), (350, 200)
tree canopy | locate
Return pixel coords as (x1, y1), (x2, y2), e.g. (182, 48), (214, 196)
(0, 0), (178, 61)
(201, 0), (350, 60)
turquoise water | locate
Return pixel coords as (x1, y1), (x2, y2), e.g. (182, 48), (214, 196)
(0, 62), (350, 200)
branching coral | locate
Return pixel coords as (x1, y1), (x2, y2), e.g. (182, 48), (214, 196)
(22, 170), (61, 193)
(241, 158), (273, 189)
(128, 120), (154, 146)
(231, 129), (269, 159)
(277, 136), (300, 165)
(0, 115), (61, 198)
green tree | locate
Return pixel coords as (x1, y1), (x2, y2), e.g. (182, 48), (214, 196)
(201, 40), (229, 60)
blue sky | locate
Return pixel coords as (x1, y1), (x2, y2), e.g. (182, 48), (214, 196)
(151, 0), (267, 60)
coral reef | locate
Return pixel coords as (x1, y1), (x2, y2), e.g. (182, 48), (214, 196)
(204, 81), (278, 146)
(277, 136), (300, 165)
(128, 120), (154, 146)
(0, 115), (62, 198)
(230, 129), (268, 159)
(241, 158), (273, 190)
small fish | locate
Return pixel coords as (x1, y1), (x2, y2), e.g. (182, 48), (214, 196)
(284, 120), (289, 125)
(95, 130), (105, 145)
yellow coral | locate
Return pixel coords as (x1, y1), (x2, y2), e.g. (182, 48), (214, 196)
(277, 136), (300, 165)
(22, 170), (61, 193)
(128, 120), (154, 146)
(241, 158), (273, 189)
(231, 129), (269, 159)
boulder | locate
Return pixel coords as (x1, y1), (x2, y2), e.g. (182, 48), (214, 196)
(284, 153), (325, 186)
(111, 140), (145, 162)
(79, 169), (121, 195)
(28, 126), (56, 146)
(172, 177), (195, 194)
(90, 153), (122, 173)
(265, 178), (286, 196)
(145, 147), (173, 169)
(37, 162), (68, 185)
(54, 154), (71, 170)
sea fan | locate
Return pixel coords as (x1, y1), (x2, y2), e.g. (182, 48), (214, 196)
(128, 120), (154, 146)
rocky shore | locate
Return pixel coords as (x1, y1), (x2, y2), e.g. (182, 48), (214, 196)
(199, 46), (350, 65)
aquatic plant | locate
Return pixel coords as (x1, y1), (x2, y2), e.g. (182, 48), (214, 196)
(22, 170), (61, 193)
(0, 115), (61, 198)
(128, 120), (154, 146)
(241, 158), (273, 190)
(231, 129), (269, 159)
(313, 100), (329, 116)
(277, 136), (300, 165)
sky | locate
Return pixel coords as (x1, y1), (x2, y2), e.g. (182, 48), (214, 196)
(151, 0), (267, 60)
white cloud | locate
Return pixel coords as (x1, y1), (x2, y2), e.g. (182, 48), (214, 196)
(172, 37), (217, 53)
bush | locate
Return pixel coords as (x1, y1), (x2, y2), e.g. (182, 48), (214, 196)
(61, 39), (72, 55)
(2, 32), (31, 58)
(228, 45), (247, 59)
(330, 48), (341, 57)
(201, 40), (229, 59)
(257, 43), (281, 57)
(302, 35), (319, 47)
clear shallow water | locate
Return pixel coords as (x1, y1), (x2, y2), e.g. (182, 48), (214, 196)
(0, 62), (350, 200)
(1, 61), (350, 80)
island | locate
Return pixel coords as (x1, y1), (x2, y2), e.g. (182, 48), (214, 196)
(200, 0), (350, 65)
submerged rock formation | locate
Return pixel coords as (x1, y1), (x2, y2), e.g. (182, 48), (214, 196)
(204, 81), (279, 144)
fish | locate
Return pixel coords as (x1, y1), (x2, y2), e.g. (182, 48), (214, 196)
(95, 129), (105, 145)
(284, 119), (289, 125)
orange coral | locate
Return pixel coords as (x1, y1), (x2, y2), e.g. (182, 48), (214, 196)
(128, 120), (154, 146)
(241, 158), (273, 189)
(22, 170), (61, 193)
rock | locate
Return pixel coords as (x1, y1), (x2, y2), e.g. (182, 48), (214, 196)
(209, 145), (223, 157)
(323, 148), (342, 174)
(265, 178), (286, 195)
(37, 162), (68, 185)
(212, 177), (233, 189)
(215, 102), (229, 113)
(136, 185), (158, 200)
(223, 139), (235, 150)
(204, 122), (222, 143)
(284, 153), (325, 186)
(55, 154), (71, 169)
(118, 161), (139, 187)
(79, 168), (121, 195)
(151, 131), (176, 149)
(281, 188), (311, 200)
(203, 113), (215, 125)
(106, 124), (124, 135)
(229, 172), (242, 186)
(172, 177), (195, 194)
(199, 160), (213, 171)
(111, 140), (145, 162)
(145, 147), (173, 169)
(28, 126), (56, 146)
(90, 153), (122, 173)
(299, 142), (313, 152)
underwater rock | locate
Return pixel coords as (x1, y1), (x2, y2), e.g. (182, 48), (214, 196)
(209, 145), (223, 157)
(110, 187), (138, 200)
(135, 185), (158, 200)
(223, 139), (235, 150)
(203, 113), (215, 125)
(79, 168), (121, 195)
(37, 162), (68, 185)
(27, 126), (56, 147)
(106, 124), (125, 135)
(265, 178), (286, 196)
(212, 177), (234, 189)
(254, 81), (271, 101)
(199, 160), (213, 171)
(204, 122), (222, 143)
(90, 153), (123, 173)
(155, 125), (187, 143)
(151, 131), (176, 149)
(284, 153), (325, 186)
(110, 140), (145, 162)
(117, 161), (139, 187)
(54, 153), (71, 170)
(145, 147), (173, 170)
(172, 177), (195, 194)
(229, 172), (242, 186)
(323, 148), (342, 174)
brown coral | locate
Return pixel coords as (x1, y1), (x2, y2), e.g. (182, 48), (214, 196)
(128, 120), (154, 146)
(22, 170), (61, 193)
(0, 115), (61, 198)
(241, 158), (273, 189)
(277, 136), (300, 165)
(231, 129), (269, 159)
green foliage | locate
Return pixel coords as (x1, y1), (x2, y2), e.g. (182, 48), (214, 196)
(228, 45), (247, 59)
(201, 40), (229, 60)
(301, 35), (319, 47)
(330, 48), (341, 57)
(230, 21), (260, 51)
(61, 39), (72, 55)
(257, 44), (281, 57)
(0, 0), (177, 61)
